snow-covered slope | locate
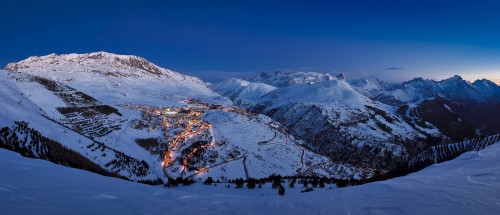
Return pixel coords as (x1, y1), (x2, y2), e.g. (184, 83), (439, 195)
(5, 52), (228, 106)
(371, 75), (500, 136)
(212, 78), (251, 99)
(252, 80), (427, 170)
(216, 71), (500, 173)
(160, 109), (369, 181)
(1, 139), (499, 214)
(374, 77), (440, 105)
(212, 78), (277, 108)
(248, 71), (337, 87)
(376, 75), (498, 105)
(196, 111), (368, 180)
(473, 79), (500, 100)
(256, 79), (376, 112)
(0, 70), (160, 182)
(437, 75), (486, 102)
(2, 67), (361, 183)
(348, 78), (393, 99)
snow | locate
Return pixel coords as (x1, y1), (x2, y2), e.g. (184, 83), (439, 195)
(5, 52), (230, 106)
(473, 79), (500, 100)
(443, 104), (453, 112)
(213, 78), (277, 108)
(0, 70), (44, 126)
(1, 140), (500, 214)
(376, 75), (493, 104)
(2, 60), (500, 214)
(248, 71), (337, 87)
(1, 65), (365, 182)
(256, 79), (422, 141)
(1, 66), (365, 182)
(0, 70), (159, 181)
(348, 78), (391, 98)
(199, 111), (367, 180)
(259, 79), (374, 110)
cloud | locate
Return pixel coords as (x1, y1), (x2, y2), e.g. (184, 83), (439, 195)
(384, 67), (404, 70)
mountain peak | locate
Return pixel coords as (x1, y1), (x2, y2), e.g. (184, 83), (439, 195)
(408, 77), (425, 83)
(336, 73), (347, 79)
(451, 75), (463, 80)
(248, 71), (336, 87)
(5, 52), (169, 78)
(438, 75), (470, 86)
(8, 52), (139, 66)
(473, 79), (498, 87)
(443, 75), (465, 82)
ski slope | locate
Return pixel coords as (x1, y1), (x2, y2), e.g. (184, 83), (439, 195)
(1, 140), (499, 214)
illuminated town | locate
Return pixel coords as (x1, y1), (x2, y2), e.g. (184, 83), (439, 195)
(122, 99), (244, 180)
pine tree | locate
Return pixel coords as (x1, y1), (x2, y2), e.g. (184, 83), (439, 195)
(235, 178), (244, 189)
(289, 178), (295, 188)
(175, 176), (183, 185)
(182, 178), (195, 186)
(166, 177), (178, 187)
(272, 178), (281, 189)
(278, 185), (285, 196)
(311, 179), (318, 188)
(319, 179), (325, 188)
(204, 177), (214, 185)
(247, 178), (256, 189)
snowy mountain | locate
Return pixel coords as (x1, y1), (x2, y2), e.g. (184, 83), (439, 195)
(376, 75), (498, 105)
(5, 52), (227, 106)
(215, 71), (500, 173)
(373, 77), (440, 105)
(2, 52), (500, 214)
(348, 77), (393, 99)
(3, 52), (499, 188)
(0, 70), (160, 182)
(212, 78), (277, 109)
(248, 70), (337, 87)
(473, 78), (500, 100)
(395, 97), (476, 141)
(376, 76), (500, 135)
(1, 53), (366, 184)
(251, 80), (427, 170)
(437, 75), (486, 102)
(169, 110), (370, 181)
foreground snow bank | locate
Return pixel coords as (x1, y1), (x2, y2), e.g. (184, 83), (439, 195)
(1, 141), (500, 214)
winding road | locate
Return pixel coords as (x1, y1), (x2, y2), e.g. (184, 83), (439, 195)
(242, 156), (249, 179)
(184, 155), (246, 179)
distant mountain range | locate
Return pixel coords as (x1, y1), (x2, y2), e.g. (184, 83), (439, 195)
(215, 70), (500, 170)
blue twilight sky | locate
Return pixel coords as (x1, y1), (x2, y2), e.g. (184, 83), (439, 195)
(1, 0), (499, 84)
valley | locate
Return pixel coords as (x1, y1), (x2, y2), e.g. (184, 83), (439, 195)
(0, 52), (498, 188)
